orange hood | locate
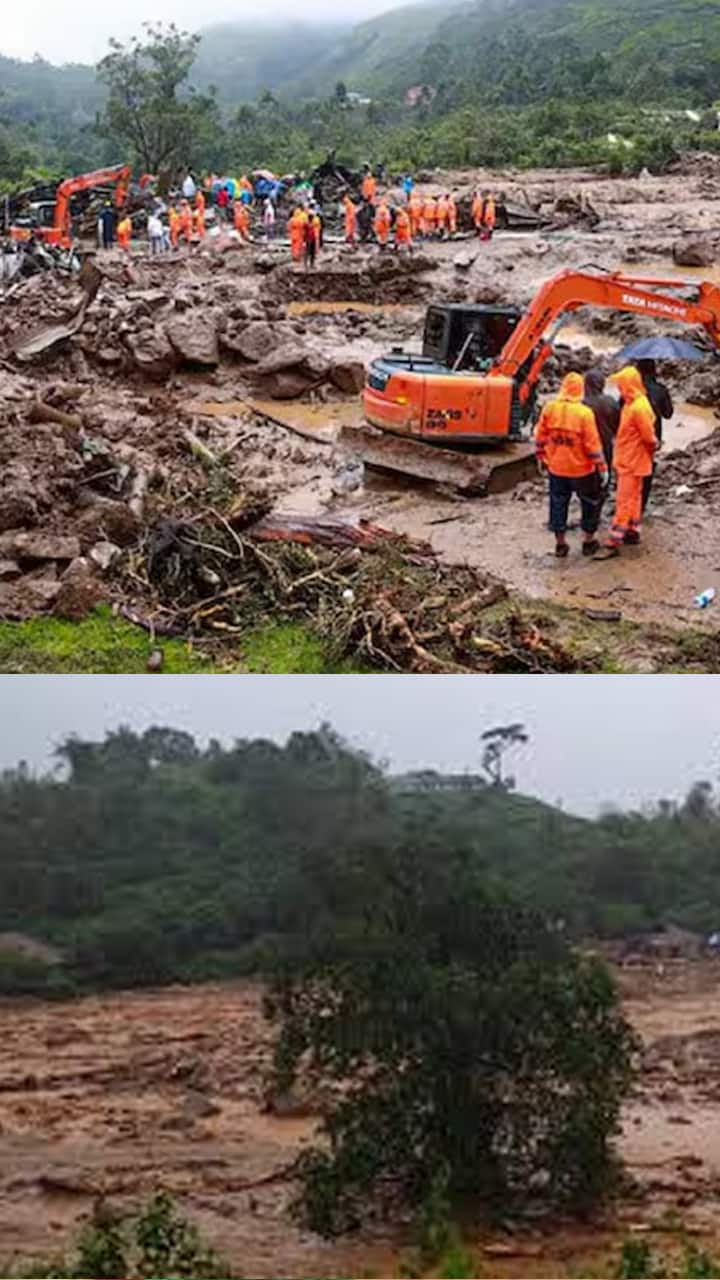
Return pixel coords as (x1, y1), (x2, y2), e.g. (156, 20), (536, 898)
(610, 366), (645, 402)
(559, 372), (585, 401)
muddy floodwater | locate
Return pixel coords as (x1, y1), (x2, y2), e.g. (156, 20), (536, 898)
(2, 959), (720, 1277)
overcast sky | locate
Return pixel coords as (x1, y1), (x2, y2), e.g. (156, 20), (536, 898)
(0, 675), (717, 816)
(1, 4), (388, 63)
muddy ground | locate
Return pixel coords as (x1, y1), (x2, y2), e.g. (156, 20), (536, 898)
(3, 957), (720, 1277)
(3, 158), (720, 670)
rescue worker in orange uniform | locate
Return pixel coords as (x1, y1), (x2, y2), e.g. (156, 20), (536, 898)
(179, 200), (193, 243)
(116, 214), (132, 252)
(596, 366), (658, 558)
(288, 207), (308, 263)
(168, 205), (181, 249)
(194, 190), (206, 238)
(234, 202), (250, 239)
(472, 191), (484, 235)
(437, 194), (450, 238)
(422, 195), (437, 238)
(447, 193), (458, 235)
(395, 205), (412, 251)
(343, 195), (358, 245)
(408, 191), (423, 239)
(535, 371), (608, 558)
(361, 170), (377, 203)
(374, 199), (392, 248)
(482, 191), (496, 240)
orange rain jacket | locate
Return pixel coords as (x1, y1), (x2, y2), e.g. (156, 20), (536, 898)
(408, 194), (423, 235)
(447, 195), (457, 232)
(609, 366), (658, 477)
(472, 195), (484, 227)
(423, 197), (437, 228)
(362, 174), (377, 202)
(374, 202), (391, 244)
(483, 195), (496, 229)
(534, 373), (606, 478)
(395, 207), (411, 244)
(344, 196), (358, 238)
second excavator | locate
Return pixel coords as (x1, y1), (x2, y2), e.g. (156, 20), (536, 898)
(341, 268), (720, 494)
(9, 165), (133, 247)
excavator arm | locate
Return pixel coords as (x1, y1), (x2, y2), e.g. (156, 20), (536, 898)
(493, 269), (720, 402)
(53, 164), (132, 244)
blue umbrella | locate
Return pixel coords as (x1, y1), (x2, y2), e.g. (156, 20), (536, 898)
(616, 335), (709, 362)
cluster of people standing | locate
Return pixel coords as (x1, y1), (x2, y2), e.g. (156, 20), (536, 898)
(535, 361), (673, 559)
(97, 169), (278, 254)
(472, 190), (497, 240)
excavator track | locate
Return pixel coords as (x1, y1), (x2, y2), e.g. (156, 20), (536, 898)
(338, 425), (537, 496)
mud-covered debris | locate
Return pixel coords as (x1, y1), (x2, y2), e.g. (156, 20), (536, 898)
(674, 236), (716, 267)
(165, 312), (220, 367)
(329, 360), (365, 394)
(0, 576), (62, 618)
(54, 556), (103, 620)
(119, 506), (580, 674)
(0, 492), (39, 533)
(248, 513), (433, 554)
(0, 531), (81, 561)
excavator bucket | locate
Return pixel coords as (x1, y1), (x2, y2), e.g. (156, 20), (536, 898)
(338, 425), (537, 496)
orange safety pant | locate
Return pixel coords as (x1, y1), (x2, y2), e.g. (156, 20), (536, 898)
(609, 473), (643, 545)
(290, 233), (303, 261)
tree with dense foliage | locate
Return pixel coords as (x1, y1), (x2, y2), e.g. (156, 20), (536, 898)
(97, 23), (222, 174)
(266, 832), (636, 1233)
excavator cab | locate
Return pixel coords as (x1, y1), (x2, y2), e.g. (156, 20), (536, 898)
(422, 303), (522, 370)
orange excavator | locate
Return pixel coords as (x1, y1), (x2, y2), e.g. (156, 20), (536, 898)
(9, 164), (132, 248)
(344, 268), (720, 494)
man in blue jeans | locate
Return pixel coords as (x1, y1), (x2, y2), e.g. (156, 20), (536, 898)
(535, 372), (609, 558)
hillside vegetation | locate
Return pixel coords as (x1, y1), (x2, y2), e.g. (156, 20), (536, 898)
(2, 0), (720, 184)
(0, 725), (718, 999)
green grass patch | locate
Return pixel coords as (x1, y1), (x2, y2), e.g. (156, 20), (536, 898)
(0, 607), (368, 674)
(0, 607), (211, 674)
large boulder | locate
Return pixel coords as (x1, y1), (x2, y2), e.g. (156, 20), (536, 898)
(125, 326), (178, 380)
(254, 370), (317, 399)
(253, 341), (313, 376)
(165, 313), (220, 367)
(220, 320), (294, 363)
(330, 359), (365, 395)
(673, 237), (716, 267)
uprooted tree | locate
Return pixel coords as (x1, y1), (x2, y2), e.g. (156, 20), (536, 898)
(97, 23), (222, 175)
(265, 831), (637, 1237)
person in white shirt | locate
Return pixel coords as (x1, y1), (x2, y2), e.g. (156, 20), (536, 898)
(147, 213), (165, 255)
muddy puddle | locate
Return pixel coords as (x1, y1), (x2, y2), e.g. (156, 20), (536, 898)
(619, 261), (720, 287)
(287, 300), (406, 316)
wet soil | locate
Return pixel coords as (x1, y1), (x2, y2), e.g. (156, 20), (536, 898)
(4, 959), (720, 1277)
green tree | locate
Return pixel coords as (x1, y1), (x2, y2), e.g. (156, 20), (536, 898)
(97, 23), (220, 174)
(267, 839), (636, 1236)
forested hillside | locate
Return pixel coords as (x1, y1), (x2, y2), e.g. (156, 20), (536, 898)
(2, 0), (720, 184)
(0, 724), (718, 999)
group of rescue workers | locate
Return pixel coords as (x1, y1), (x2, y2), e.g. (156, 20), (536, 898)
(99, 161), (499, 265)
(535, 360), (673, 559)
